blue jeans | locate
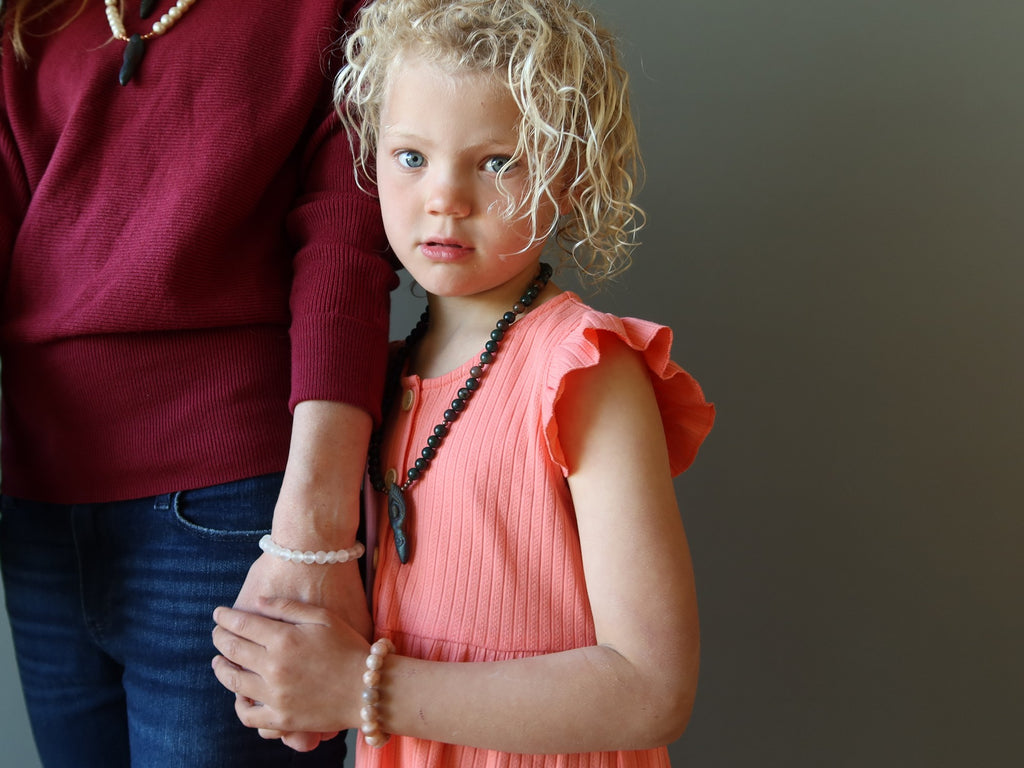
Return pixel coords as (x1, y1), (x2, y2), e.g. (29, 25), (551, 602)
(0, 474), (348, 768)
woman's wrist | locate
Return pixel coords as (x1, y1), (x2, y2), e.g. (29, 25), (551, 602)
(270, 504), (361, 551)
(259, 534), (364, 565)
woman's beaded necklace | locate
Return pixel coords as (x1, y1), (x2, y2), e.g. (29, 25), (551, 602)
(104, 0), (200, 86)
(368, 263), (553, 564)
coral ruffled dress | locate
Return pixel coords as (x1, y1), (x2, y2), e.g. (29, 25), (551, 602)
(361, 292), (714, 767)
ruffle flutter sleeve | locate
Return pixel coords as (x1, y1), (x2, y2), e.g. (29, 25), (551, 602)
(543, 309), (715, 478)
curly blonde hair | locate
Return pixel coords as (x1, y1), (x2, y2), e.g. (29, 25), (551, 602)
(335, 0), (644, 284)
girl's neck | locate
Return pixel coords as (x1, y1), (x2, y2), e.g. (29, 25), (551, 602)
(406, 279), (562, 380)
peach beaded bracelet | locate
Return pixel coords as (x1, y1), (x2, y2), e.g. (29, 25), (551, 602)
(360, 638), (395, 747)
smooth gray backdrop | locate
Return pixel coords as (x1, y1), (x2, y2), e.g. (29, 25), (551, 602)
(2, 0), (1019, 765)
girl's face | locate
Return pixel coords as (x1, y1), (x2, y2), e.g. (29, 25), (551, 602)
(376, 56), (560, 305)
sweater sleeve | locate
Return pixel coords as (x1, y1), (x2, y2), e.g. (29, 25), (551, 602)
(285, 0), (398, 421)
(0, 67), (29, 274)
(542, 310), (715, 478)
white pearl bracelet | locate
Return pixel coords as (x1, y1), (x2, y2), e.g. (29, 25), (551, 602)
(258, 534), (365, 565)
(360, 638), (395, 748)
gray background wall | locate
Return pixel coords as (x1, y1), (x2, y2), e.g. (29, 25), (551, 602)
(2, 0), (1020, 765)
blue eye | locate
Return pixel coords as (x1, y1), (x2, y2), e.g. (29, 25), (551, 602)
(485, 156), (514, 173)
(398, 151), (425, 169)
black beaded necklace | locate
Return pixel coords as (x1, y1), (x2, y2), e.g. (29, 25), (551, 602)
(368, 263), (553, 564)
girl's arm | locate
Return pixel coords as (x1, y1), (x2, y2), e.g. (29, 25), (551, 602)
(213, 339), (699, 753)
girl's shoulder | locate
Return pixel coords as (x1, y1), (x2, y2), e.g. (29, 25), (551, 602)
(529, 292), (715, 477)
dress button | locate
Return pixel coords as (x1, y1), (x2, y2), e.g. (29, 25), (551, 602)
(401, 388), (415, 411)
(384, 468), (398, 487)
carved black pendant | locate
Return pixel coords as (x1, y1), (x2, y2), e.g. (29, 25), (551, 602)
(119, 34), (146, 86)
(140, 0), (159, 18)
(387, 483), (410, 564)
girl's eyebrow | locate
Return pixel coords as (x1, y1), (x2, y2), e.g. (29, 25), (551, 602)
(380, 131), (516, 157)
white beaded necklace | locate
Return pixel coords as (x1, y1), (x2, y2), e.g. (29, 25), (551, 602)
(104, 0), (200, 86)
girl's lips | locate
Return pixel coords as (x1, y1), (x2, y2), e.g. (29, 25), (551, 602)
(420, 239), (474, 261)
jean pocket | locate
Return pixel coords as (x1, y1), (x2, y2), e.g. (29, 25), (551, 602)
(169, 472), (283, 540)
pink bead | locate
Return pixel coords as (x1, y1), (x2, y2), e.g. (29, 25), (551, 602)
(364, 731), (390, 747)
(371, 638), (394, 655)
(362, 687), (381, 704)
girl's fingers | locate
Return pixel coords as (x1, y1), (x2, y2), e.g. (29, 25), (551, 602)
(211, 600), (331, 650)
(232, 689), (305, 733)
(213, 604), (280, 642)
(211, 654), (266, 703)
(211, 620), (267, 673)
(281, 732), (323, 752)
(245, 596), (333, 626)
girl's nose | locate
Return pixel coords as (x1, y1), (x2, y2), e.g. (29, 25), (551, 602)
(425, 172), (471, 218)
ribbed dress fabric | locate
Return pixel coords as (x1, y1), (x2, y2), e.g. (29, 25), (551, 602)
(361, 292), (715, 767)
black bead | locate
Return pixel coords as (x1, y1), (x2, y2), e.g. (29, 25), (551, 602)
(490, 328), (505, 342)
(484, 340), (499, 353)
(434, 424), (449, 437)
(414, 458), (429, 472)
(503, 312), (516, 324)
(427, 435), (442, 448)
(480, 352), (493, 364)
(422, 446), (436, 459)
(465, 377), (480, 391)
(444, 409), (459, 421)
(458, 388), (471, 400)
(451, 398), (466, 412)
(407, 467), (421, 481)
(496, 319), (510, 332)
(470, 366), (484, 378)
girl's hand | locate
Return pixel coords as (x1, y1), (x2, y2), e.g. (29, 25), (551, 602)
(211, 597), (369, 736)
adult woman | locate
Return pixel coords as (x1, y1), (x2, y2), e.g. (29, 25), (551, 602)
(0, 1), (395, 765)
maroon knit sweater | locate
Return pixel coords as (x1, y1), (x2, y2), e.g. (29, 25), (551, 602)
(0, 0), (396, 503)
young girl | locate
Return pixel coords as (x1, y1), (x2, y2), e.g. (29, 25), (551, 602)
(211, 0), (715, 765)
